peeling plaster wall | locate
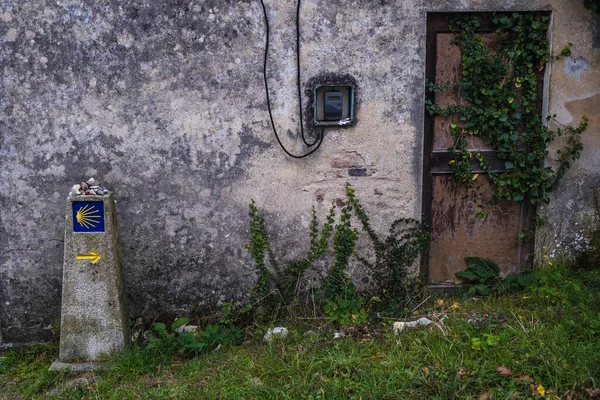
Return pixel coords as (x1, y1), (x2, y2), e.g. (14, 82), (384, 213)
(0, 0), (598, 344)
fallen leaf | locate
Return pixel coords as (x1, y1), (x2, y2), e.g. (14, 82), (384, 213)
(562, 389), (574, 400)
(531, 384), (545, 396)
(537, 384), (545, 396)
(343, 327), (356, 334)
(421, 367), (430, 377)
(478, 389), (493, 399)
(585, 388), (600, 397)
(514, 375), (533, 383)
(496, 366), (513, 376)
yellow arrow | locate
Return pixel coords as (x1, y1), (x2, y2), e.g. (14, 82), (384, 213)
(76, 250), (101, 264)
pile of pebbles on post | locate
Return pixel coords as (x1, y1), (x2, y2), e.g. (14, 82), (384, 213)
(69, 178), (108, 197)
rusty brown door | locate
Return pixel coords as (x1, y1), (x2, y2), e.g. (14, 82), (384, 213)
(423, 14), (537, 285)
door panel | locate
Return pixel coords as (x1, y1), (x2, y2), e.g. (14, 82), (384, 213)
(429, 175), (521, 283)
(423, 14), (537, 284)
(433, 33), (493, 152)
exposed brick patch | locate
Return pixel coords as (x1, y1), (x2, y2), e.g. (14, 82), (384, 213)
(331, 151), (364, 169)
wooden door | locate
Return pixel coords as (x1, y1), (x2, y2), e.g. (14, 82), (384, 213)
(423, 14), (538, 284)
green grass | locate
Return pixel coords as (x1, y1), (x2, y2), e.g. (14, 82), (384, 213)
(1, 266), (599, 399)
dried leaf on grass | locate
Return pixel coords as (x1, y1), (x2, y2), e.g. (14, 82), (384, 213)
(514, 375), (533, 383)
(562, 390), (574, 400)
(496, 366), (512, 376)
(585, 388), (600, 398)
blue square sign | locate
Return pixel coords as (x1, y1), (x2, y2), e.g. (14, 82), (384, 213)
(72, 201), (105, 233)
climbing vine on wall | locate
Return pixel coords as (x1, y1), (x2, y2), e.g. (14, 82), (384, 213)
(426, 13), (587, 217)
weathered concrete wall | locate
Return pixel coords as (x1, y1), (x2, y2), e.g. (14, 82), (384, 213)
(1, 0), (598, 344)
(537, 2), (600, 261)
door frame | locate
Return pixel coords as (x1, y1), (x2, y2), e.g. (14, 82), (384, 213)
(421, 13), (545, 284)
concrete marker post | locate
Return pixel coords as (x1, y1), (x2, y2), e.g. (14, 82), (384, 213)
(50, 192), (129, 371)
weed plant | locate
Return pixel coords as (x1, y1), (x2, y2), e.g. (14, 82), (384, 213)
(246, 183), (429, 326)
(455, 257), (536, 297)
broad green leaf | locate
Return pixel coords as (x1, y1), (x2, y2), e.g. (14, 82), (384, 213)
(152, 322), (167, 333)
(464, 257), (500, 281)
(455, 269), (480, 282)
(171, 317), (190, 332)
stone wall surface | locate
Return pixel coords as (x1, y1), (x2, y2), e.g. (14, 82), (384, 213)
(1, 0), (598, 344)
(536, 2), (600, 260)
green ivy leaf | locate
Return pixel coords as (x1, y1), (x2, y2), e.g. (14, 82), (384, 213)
(513, 193), (525, 202)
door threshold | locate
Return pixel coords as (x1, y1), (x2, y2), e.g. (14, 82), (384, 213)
(427, 283), (468, 296)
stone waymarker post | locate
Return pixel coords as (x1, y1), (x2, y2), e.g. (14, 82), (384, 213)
(51, 186), (129, 371)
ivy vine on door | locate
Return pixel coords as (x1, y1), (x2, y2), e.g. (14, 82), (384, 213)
(422, 13), (547, 284)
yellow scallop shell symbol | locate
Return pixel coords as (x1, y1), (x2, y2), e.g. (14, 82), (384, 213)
(76, 204), (101, 229)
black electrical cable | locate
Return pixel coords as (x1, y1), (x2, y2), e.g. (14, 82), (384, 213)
(295, 0), (319, 148)
(259, 0), (324, 158)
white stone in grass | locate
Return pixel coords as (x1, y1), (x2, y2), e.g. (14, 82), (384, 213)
(263, 327), (289, 342)
(393, 317), (433, 334)
(175, 324), (199, 333)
